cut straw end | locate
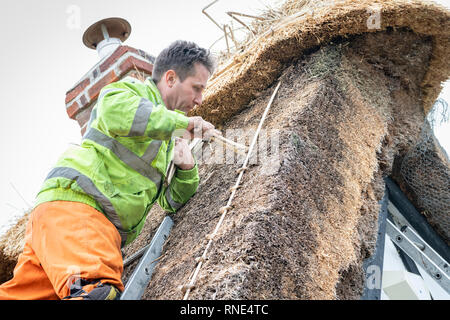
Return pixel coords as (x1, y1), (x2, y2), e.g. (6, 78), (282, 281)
(210, 132), (248, 150)
(211, 136), (248, 156)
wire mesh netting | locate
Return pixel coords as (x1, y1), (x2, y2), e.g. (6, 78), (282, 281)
(400, 99), (450, 242)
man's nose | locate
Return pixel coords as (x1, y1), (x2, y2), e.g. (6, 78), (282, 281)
(194, 94), (203, 106)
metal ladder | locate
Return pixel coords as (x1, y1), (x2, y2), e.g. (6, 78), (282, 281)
(363, 178), (449, 299)
(120, 216), (174, 300)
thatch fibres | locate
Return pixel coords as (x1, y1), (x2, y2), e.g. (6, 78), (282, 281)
(191, 0), (450, 124)
(0, 213), (29, 284)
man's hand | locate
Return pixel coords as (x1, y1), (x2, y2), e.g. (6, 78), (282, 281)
(173, 138), (195, 170)
(184, 116), (221, 140)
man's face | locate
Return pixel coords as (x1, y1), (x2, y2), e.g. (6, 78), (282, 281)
(169, 63), (210, 113)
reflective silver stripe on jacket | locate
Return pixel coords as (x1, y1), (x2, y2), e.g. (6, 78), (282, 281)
(82, 88), (124, 138)
(126, 98), (153, 137)
(99, 90), (153, 137)
(165, 187), (184, 210)
(82, 107), (97, 139)
(141, 139), (163, 165)
(45, 166), (128, 246)
(83, 128), (162, 190)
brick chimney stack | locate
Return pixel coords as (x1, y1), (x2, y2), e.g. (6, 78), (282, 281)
(65, 18), (155, 136)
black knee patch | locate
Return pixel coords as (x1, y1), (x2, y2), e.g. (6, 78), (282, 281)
(64, 279), (121, 300)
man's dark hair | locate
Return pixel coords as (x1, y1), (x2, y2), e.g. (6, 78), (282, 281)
(152, 40), (215, 84)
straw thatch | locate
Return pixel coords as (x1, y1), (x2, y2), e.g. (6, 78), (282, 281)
(124, 24), (433, 299)
(190, 0), (450, 124)
(120, 0), (449, 300)
(0, 213), (29, 284)
(1, 0), (449, 300)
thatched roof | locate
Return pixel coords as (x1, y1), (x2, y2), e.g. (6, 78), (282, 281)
(1, 0), (449, 300)
(190, 0), (450, 124)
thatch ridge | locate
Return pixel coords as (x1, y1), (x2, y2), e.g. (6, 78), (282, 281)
(191, 0), (450, 124)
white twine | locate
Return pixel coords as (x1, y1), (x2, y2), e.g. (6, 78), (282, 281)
(182, 81), (282, 300)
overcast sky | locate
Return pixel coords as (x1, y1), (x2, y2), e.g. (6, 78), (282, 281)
(0, 0), (449, 234)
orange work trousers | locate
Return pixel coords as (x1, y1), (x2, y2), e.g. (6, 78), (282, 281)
(0, 201), (124, 300)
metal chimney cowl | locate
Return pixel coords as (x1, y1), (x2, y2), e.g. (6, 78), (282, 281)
(82, 17), (132, 59)
(96, 37), (123, 59)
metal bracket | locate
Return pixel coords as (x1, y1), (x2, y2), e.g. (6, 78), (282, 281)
(361, 178), (450, 298)
(385, 218), (449, 293)
(120, 216), (174, 300)
(385, 177), (450, 263)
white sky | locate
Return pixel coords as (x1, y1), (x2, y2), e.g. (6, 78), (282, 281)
(0, 0), (449, 234)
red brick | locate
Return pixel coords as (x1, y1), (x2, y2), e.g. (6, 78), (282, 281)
(99, 45), (139, 73)
(80, 125), (87, 137)
(88, 70), (119, 101)
(79, 94), (88, 109)
(65, 78), (90, 104)
(66, 101), (80, 119)
(118, 56), (153, 76)
(75, 105), (94, 128)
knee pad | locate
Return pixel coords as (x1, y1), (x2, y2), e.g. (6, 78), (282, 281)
(64, 279), (121, 300)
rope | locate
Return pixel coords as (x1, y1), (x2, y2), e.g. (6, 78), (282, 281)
(181, 81), (282, 300)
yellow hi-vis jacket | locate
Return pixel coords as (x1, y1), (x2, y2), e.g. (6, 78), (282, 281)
(35, 77), (199, 247)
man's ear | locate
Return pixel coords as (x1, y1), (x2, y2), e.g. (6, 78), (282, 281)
(165, 70), (177, 88)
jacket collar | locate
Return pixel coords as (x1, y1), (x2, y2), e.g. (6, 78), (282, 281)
(145, 77), (164, 106)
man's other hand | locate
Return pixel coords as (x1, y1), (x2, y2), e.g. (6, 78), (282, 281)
(184, 116), (220, 140)
(173, 138), (195, 170)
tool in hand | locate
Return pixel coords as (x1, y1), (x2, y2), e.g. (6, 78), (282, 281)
(165, 131), (248, 186)
(209, 131), (248, 156)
